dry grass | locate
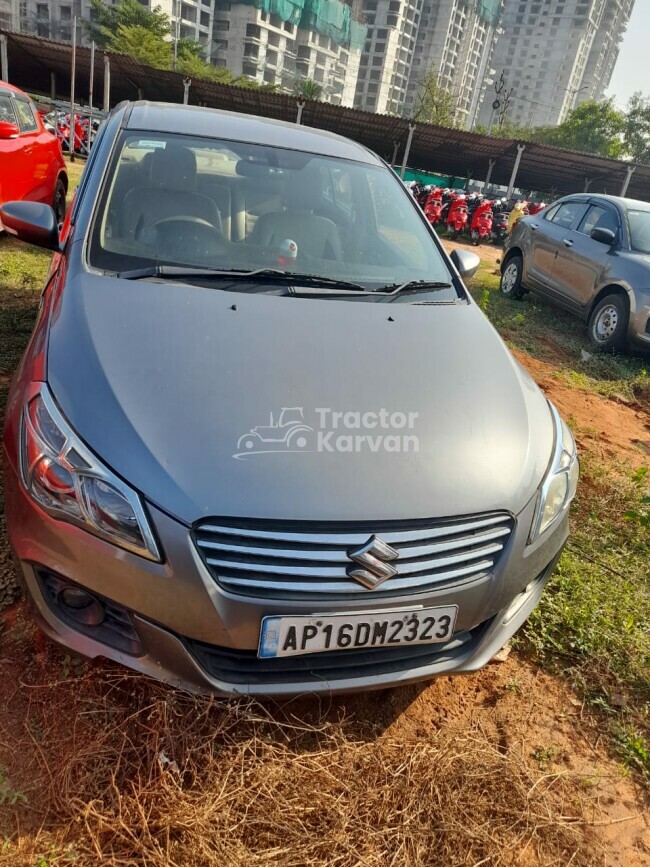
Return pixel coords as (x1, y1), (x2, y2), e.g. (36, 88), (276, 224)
(0, 653), (608, 867)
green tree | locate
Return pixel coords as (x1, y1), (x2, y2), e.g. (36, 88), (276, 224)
(622, 92), (650, 164)
(109, 24), (172, 68)
(532, 99), (625, 158)
(293, 79), (323, 100)
(86, 0), (170, 48)
(411, 67), (453, 126)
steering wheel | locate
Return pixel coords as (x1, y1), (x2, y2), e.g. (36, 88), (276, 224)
(145, 216), (226, 262)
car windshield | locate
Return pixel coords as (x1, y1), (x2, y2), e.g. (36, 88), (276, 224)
(88, 131), (458, 299)
(626, 208), (650, 255)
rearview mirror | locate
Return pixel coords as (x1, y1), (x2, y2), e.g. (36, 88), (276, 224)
(0, 120), (19, 139)
(0, 201), (60, 251)
(450, 248), (480, 281)
(591, 227), (616, 246)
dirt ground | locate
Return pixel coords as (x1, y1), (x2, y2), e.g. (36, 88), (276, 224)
(0, 234), (648, 865)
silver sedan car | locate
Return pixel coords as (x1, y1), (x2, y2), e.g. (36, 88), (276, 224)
(501, 193), (650, 353)
(1, 102), (577, 696)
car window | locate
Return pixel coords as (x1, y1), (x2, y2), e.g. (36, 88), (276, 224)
(578, 205), (619, 236)
(89, 131), (456, 299)
(13, 97), (38, 133)
(543, 204), (560, 222)
(549, 202), (585, 230)
(626, 209), (650, 254)
(0, 93), (17, 125)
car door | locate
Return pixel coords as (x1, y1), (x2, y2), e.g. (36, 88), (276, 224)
(551, 202), (620, 311)
(0, 90), (21, 206)
(525, 200), (588, 294)
(11, 93), (50, 204)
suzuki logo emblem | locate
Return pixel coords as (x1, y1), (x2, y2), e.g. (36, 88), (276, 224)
(347, 536), (399, 590)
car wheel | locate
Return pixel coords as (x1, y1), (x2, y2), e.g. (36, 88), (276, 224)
(500, 255), (524, 299)
(53, 179), (66, 224)
(587, 294), (628, 352)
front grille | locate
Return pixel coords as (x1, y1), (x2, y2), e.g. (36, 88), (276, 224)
(187, 618), (493, 685)
(194, 513), (514, 600)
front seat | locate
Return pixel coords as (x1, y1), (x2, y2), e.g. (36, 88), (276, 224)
(248, 170), (343, 261)
(121, 145), (221, 240)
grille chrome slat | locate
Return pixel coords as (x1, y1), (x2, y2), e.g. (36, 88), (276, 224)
(194, 513), (514, 600)
(195, 525), (511, 562)
(204, 540), (505, 578)
(216, 559), (496, 593)
(198, 514), (509, 546)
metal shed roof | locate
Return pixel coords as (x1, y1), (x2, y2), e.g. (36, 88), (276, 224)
(3, 28), (650, 201)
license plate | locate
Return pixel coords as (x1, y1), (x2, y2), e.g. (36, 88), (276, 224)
(258, 605), (458, 659)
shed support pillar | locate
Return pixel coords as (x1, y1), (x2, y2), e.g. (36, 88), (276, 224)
(583, 178), (592, 192)
(399, 123), (416, 180)
(620, 164), (636, 197)
(103, 54), (110, 111)
(296, 98), (304, 124)
(183, 77), (191, 105)
(506, 143), (526, 200)
(0, 34), (7, 82)
(484, 158), (496, 190)
(390, 140), (399, 168)
(50, 72), (56, 100)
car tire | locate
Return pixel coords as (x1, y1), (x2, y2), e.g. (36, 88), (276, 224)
(53, 179), (66, 225)
(500, 255), (524, 299)
(587, 294), (628, 352)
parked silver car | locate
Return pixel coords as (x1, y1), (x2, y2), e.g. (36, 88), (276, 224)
(501, 193), (650, 352)
(2, 103), (577, 696)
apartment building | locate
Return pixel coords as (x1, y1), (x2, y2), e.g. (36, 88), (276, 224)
(353, 0), (422, 115)
(403, 0), (502, 127)
(7, 0), (91, 41)
(212, 0), (366, 106)
(476, 0), (635, 128)
(0, 0), (18, 30)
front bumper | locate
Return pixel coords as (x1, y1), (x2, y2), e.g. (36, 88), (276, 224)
(5, 457), (568, 697)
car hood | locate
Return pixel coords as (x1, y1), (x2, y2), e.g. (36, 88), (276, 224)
(47, 276), (553, 524)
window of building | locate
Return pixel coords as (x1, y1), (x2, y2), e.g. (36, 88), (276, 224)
(386, 13), (397, 25)
(266, 48), (278, 65)
(269, 13), (281, 27)
(245, 23), (260, 37)
(263, 68), (276, 83)
(215, 18), (230, 30)
(268, 30), (280, 46)
(283, 21), (294, 32)
(372, 56), (383, 65)
(200, 10), (210, 26)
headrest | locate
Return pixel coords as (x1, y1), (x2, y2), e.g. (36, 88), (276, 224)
(149, 146), (197, 191)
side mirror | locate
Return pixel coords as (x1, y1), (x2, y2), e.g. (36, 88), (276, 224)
(591, 227), (616, 246)
(0, 201), (60, 251)
(0, 120), (20, 139)
(450, 248), (480, 281)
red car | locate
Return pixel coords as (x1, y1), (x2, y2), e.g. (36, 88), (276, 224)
(0, 82), (67, 228)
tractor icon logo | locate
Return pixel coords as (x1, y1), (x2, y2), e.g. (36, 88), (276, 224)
(233, 407), (313, 459)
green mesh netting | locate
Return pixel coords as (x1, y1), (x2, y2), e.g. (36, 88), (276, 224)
(235, 0), (306, 25)
(300, 0), (350, 45)
(348, 19), (367, 52)
(475, 0), (501, 27)
(401, 169), (465, 189)
(233, 0), (366, 49)
(458, 0), (501, 28)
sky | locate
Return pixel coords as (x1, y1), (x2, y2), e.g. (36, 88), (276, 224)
(605, 1), (650, 109)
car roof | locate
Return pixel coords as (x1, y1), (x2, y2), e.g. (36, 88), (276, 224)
(124, 101), (384, 165)
(565, 192), (650, 211)
(0, 81), (28, 96)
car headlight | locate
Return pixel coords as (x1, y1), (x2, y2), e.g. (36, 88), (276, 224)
(19, 385), (160, 561)
(528, 401), (579, 543)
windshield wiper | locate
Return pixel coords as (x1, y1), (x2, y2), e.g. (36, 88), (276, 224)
(374, 280), (454, 297)
(115, 265), (367, 291)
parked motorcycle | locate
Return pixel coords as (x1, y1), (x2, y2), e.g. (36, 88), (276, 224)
(470, 199), (493, 245)
(446, 194), (469, 239)
(423, 187), (444, 225)
(490, 200), (509, 245)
